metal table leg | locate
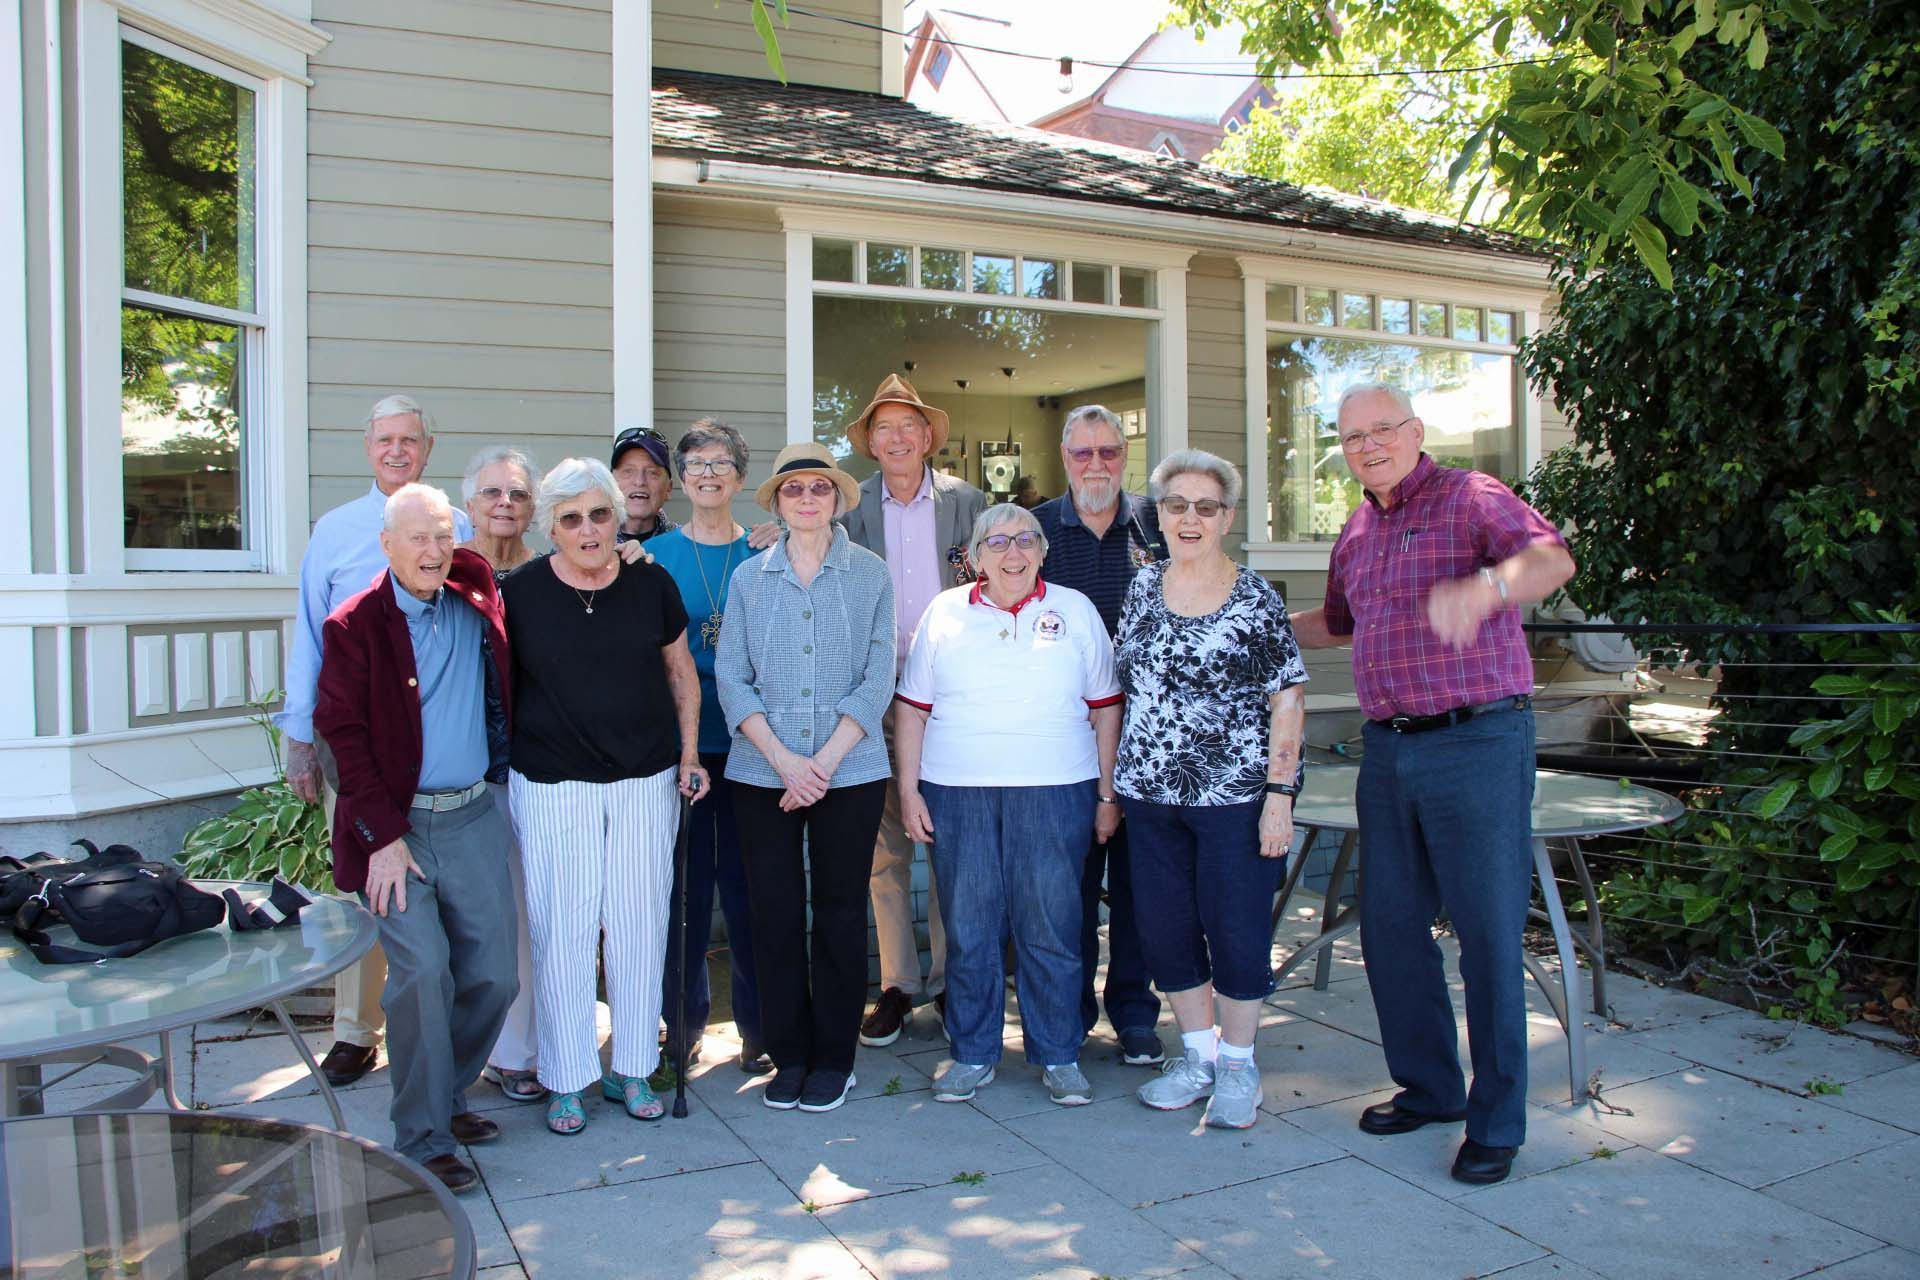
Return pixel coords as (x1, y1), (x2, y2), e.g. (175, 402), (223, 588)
(157, 1029), (187, 1109)
(1561, 836), (1609, 1017)
(1522, 835), (1588, 1104)
(1313, 833), (1357, 991)
(272, 999), (348, 1130)
(1271, 830), (1361, 990)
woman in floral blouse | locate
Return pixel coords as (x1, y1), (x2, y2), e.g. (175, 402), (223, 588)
(1114, 448), (1307, 1131)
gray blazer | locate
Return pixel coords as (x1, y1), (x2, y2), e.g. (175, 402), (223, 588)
(842, 468), (988, 588)
(715, 526), (896, 790)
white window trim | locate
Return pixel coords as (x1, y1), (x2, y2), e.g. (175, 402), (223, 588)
(75, 0), (317, 576)
(1236, 253), (1549, 570)
(780, 206), (1191, 457)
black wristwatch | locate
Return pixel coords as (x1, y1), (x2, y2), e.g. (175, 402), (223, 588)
(1266, 781), (1300, 798)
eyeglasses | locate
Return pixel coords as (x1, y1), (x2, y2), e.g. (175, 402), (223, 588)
(682, 458), (739, 477)
(1159, 496), (1227, 518)
(982, 531), (1040, 552)
(476, 486), (532, 504)
(554, 505), (616, 531)
(1066, 444), (1124, 464)
(1339, 416), (1417, 452)
(779, 479), (838, 500)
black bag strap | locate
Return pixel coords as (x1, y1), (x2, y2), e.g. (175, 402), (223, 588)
(11, 893), (164, 965)
(222, 878), (313, 932)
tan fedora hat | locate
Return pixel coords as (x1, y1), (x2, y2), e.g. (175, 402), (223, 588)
(753, 441), (864, 513)
(845, 374), (951, 459)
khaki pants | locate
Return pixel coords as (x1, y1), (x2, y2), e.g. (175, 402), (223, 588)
(869, 706), (944, 997)
(321, 759), (387, 1049)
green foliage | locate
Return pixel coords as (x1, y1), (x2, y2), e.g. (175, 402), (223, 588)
(1174, 1), (1819, 280)
(950, 1171), (987, 1186)
(745, 0), (791, 84)
(1805, 1078), (1844, 1096)
(179, 695), (332, 891)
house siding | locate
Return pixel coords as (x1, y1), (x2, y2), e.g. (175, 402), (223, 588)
(306, 0), (615, 516)
(655, 0), (885, 94)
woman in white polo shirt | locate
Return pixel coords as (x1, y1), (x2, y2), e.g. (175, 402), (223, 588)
(894, 503), (1123, 1109)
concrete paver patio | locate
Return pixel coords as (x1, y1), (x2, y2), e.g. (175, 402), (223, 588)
(46, 904), (1918, 1279)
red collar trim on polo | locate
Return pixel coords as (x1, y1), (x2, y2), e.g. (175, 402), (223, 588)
(968, 578), (1048, 617)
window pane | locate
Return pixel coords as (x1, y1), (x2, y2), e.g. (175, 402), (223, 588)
(1417, 301), (1448, 337)
(921, 248), (964, 291)
(1487, 310), (1516, 344)
(1380, 299), (1412, 334)
(866, 243), (911, 286)
(814, 295), (1153, 499)
(1304, 288), (1336, 326)
(122, 303), (245, 550)
(1264, 334), (1515, 543)
(1341, 293), (1373, 329)
(1453, 306), (1483, 342)
(812, 238), (855, 282)
(1071, 262), (1110, 304)
(973, 253), (1015, 294)
(1117, 267), (1152, 307)
(1021, 257), (1061, 300)
(122, 41), (256, 311)
(1265, 283), (1296, 324)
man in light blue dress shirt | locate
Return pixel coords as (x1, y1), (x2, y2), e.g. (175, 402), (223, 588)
(277, 394), (471, 1087)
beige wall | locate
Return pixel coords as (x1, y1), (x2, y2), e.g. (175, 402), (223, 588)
(305, 0), (615, 516)
(655, 0), (885, 93)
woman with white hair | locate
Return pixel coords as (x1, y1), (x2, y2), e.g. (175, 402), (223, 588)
(893, 503), (1121, 1109)
(459, 446), (539, 581)
(501, 457), (710, 1135)
(1115, 449), (1308, 1131)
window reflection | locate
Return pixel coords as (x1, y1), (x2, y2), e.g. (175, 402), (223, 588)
(122, 305), (244, 550)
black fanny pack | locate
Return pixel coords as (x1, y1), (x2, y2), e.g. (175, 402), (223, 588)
(3, 840), (311, 966)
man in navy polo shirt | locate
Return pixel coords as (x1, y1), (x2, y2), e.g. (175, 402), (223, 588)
(1032, 405), (1170, 1067)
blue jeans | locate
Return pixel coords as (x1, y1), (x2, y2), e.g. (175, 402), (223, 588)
(663, 752), (762, 1055)
(923, 780), (1092, 1067)
(1079, 820), (1161, 1038)
(1123, 796), (1282, 1002)
(1358, 706), (1535, 1148)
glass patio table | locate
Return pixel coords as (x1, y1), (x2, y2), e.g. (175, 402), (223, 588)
(0, 882), (374, 1126)
(0, 1109), (474, 1279)
(1270, 766), (1683, 1102)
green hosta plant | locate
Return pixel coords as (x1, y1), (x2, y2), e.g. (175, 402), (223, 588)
(181, 693), (333, 891)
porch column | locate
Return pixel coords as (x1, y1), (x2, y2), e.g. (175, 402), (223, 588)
(612, 1), (654, 429)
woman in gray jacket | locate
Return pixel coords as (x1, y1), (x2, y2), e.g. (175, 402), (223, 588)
(716, 442), (895, 1115)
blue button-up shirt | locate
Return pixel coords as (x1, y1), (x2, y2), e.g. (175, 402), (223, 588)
(390, 576), (489, 791)
(714, 526), (896, 790)
(278, 484), (471, 743)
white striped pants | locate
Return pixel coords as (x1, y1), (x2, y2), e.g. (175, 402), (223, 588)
(509, 764), (678, 1094)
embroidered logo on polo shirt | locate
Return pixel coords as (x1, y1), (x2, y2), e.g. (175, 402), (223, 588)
(1035, 611), (1065, 642)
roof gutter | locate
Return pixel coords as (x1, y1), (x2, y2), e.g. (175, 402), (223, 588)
(670, 156), (1553, 289)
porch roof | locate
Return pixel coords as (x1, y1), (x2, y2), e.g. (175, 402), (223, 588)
(652, 68), (1544, 259)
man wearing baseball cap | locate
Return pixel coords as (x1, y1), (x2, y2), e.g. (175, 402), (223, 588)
(612, 426), (678, 544)
(841, 375), (986, 1047)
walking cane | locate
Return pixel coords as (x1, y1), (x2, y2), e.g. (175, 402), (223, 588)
(672, 789), (693, 1119)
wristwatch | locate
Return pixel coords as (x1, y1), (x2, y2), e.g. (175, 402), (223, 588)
(1097, 795), (1119, 805)
(1480, 566), (1509, 603)
(1266, 781), (1300, 798)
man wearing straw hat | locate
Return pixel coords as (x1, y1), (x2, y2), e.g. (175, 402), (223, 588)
(841, 375), (987, 1047)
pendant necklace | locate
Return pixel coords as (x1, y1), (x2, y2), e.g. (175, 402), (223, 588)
(693, 532), (739, 647)
(573, 587), (597, 615)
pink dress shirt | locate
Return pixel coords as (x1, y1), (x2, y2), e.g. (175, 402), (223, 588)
(880, 467), (942, 674)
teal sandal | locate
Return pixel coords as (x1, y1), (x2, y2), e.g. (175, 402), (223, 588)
(546, 1090), (586, 1135)
(601, 1070), (665, 1121)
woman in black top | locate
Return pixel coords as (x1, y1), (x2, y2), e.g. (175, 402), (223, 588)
(502, 457), (708, 1136)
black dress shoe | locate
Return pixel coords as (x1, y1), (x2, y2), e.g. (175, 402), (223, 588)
(1452, 1138), (1518, 1185)
(319, 1041), (378, 1087)
(739, 1045), (774, 1075)
(1358, 1101), (1468, 1135)
(449, 1112), (499, 1144)
(422, 1153), (478, 1193)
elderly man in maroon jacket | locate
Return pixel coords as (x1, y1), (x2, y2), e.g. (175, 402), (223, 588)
(315, 483), (517, 1194)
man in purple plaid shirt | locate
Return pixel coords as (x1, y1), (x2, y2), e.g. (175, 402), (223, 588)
(1292, 382), (1574, 1187)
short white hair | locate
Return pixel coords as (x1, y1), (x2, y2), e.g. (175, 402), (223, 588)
(534, 457), (623, 538)
(1336, 381), (1415, 422)
(968, 502), (1048, 564)
(461, 445), (537, 503)
(1150, 448), (1243, 509)
(381, 482), (454, 531)
(1060, 404), (1123, 448)
(365, 393), (433, 438)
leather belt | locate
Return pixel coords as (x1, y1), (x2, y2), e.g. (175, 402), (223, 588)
(1376, 694), (1531, 735)
(410, 780), (488, 812)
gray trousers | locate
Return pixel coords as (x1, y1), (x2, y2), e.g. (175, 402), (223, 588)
(363, 789), (518, 1162)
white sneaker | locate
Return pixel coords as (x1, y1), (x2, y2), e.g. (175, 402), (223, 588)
(933, 1061), (996, 1102)
(1203, 1057), (1261, 1129)
(1043, 1063), (1093, 1106)
(1136, 1048), (1215, 1111)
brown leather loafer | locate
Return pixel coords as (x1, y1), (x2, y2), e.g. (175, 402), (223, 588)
(422, 1153), (478, 1193)
(1358, 1101), (1467, 1135)
(319, 1041), (378, 1087)
(450, 1112), (499, 1144)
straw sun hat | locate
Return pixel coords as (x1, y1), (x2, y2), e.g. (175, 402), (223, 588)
(844, 374), (951, 459)
(753, 441), (863, 512)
